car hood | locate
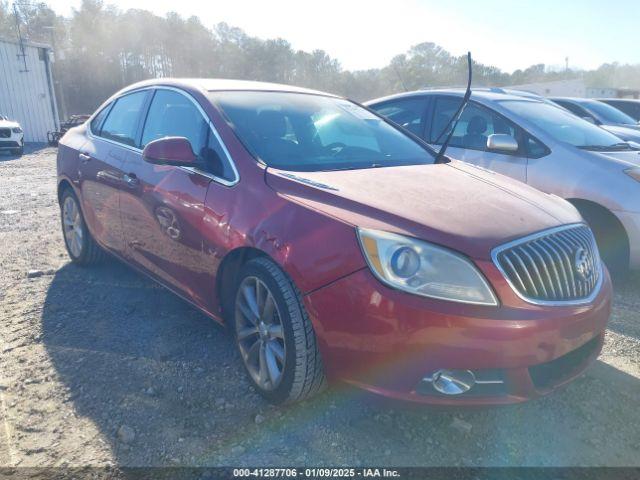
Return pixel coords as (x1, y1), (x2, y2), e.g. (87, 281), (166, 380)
(0, 120), (19, 129)
(265, 160), (582, 260)
(595, 149), (640, 167)
(602, 125), (640, 142)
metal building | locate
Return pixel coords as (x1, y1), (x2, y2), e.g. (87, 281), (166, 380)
(0, 37), (59, 143)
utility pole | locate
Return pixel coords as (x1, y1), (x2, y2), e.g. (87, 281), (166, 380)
(43, 25), (67, 120)
(565, 57), (569, 71)
(12, 3), (29, 72)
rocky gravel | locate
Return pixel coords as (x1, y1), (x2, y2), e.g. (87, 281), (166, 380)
(0, 146), (638, 468)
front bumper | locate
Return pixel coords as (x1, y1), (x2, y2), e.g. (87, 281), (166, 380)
(0, 135), (24, 150)
(304, 262), (611, 406)
(613, 209), (640, 269)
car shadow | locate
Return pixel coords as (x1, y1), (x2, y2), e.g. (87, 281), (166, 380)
(609, 271), (640, 340)
(0, 143), (51, 161)
(41, 260), (640, 467)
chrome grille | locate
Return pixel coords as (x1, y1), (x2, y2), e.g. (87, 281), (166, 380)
(493, 224), (602, 304)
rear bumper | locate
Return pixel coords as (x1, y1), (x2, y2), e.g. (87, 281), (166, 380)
(614, 209), (640, 269)
(304, 265), (611, 406)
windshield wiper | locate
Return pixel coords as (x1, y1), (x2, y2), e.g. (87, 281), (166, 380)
(578, 142), (637, 151)
(435, 52), (473, 164)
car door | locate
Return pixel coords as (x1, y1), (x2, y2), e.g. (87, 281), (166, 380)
(119, 87), (222, 307)
(426, 96), (528, 182)
(79, 91), (149, 254)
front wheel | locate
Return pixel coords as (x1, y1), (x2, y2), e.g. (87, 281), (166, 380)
(60, 189), (105, 266)
(12, 147), (23, 156)
(233, 257), (326, 404)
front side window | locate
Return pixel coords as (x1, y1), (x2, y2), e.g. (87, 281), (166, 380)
(429, 97), (519, 152)
(500, 99), (631, 151)
(211, 91), (435, 172)
(100, 91), (148, 147)
(141, 89), (234, 180)
(371, 97), (428, 137)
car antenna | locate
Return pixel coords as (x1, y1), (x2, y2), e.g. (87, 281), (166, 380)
(435, 52), (473, 163)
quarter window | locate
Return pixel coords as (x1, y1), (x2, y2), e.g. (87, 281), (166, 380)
(90, 103), (112, 135)
(99, 91), (148, 147)
(430, 97), (519, 152)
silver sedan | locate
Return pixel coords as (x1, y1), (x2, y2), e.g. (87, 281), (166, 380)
(367, 88), (640, 275)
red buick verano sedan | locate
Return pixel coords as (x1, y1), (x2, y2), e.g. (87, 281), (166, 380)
(56, 79), (611, 405)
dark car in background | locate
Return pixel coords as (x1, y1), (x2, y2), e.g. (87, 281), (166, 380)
(56, 79), (610, 406)
(600, 98), (640, 122)
(550, 97), (640, 143)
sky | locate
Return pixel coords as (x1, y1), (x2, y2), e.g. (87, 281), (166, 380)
(44, 0), (639, 73)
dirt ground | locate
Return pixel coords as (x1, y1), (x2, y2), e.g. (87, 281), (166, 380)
(0, 146), (639, 468)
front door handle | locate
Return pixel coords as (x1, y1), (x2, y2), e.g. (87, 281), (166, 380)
(79, 152), (91, 163)
(123, 173), (139, 188)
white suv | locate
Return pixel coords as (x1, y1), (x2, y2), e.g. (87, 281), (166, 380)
(0, 115), (24, 156)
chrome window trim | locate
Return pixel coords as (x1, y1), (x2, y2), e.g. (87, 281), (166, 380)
(87, 85), (240, 187)
(491, 223), (604, 306)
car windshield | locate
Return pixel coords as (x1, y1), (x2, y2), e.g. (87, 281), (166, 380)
(211, 91), (435, 172)
(499, 99), (633, 150)
(582, 100), (638, 125)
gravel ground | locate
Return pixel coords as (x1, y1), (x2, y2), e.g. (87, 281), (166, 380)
(0, 146), (638, 468)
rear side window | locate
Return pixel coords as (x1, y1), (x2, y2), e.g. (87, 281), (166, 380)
(371, 97), (428, 137)
(142, 89), (235, 181)
(430, 97), (520, 152)
(100, 91), (148, 147)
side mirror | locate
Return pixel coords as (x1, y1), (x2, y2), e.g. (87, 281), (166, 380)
(142, 137), (197, 166)
(486, 134), (519, 153)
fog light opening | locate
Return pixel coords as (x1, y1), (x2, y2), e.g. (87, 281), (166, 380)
(432, 369), (476, 395)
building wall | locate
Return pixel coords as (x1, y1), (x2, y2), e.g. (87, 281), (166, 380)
(511, 79), (587, 98)
(0, 39), (59, 143)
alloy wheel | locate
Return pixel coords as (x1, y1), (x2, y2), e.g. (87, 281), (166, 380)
(62, 196), (84, 258)
(235, 276), (286, 391)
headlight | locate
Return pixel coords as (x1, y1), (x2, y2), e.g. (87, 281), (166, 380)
(625, 167), (640, 182)
(12, 127), (22, 134)
(357, 228), (498, 305)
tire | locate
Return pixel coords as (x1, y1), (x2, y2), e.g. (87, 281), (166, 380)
(233, 257), (326, 404)
(12, 147), (23, 156)
(59, 188), (106, 266)
(579, 207), (629, 280)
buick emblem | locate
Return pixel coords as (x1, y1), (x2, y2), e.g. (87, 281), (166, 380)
(574, 247), (592, 282)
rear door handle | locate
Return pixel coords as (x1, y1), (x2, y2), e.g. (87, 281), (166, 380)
(123, 173), (139, 188)
(79, 152), (91, 163)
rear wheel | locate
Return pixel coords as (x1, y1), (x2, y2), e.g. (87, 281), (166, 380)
(60, 189), (105, 266)
(233, 257), (326, 404)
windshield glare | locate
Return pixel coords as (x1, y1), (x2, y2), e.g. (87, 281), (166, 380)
(583, 100), (638, 125)
(211, 91), (435, 171)
(500, 99), (624, 148)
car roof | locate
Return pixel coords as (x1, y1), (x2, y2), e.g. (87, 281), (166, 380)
(118, 78), (338, 98)
(365, 87), (546, 106)
(599, 98), (640, 103)
(551, 97), (599, 105)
